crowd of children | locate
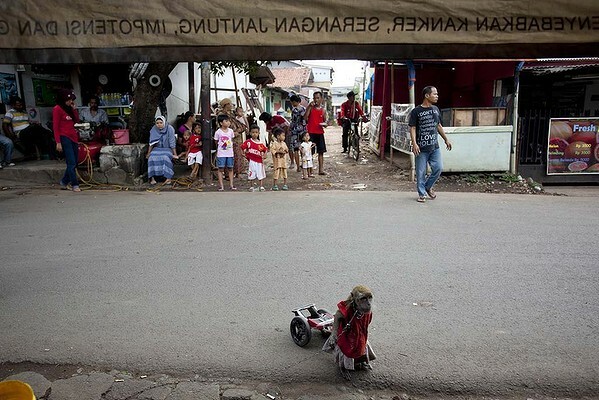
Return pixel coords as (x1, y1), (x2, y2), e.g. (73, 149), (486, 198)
(174, 98), (319, 191)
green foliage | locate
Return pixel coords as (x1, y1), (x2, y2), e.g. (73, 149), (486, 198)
(463, 173), (521, 184)
(210, 61), (270, 76)
(498, 173), (520, 183)
(464, 174), (485, 184)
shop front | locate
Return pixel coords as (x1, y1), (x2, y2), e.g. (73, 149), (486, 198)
(518, 59), (599, 183)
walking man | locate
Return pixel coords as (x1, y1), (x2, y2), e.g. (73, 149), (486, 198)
(409, 86), (452, 203)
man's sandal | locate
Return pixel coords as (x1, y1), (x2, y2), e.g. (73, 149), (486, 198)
(426, 189), (437, 199)
(417, 196), (426, 203)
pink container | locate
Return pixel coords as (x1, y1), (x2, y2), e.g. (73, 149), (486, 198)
(113, 129), (130, 145)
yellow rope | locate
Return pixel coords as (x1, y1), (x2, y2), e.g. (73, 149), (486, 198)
(75, 143), (127, 192)
(74, 144), (204, 193)
(146, 177), (204, 193)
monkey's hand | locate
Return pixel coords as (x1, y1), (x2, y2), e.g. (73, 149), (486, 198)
(328, 332), (338, 346)
(322, 331), (337, 353)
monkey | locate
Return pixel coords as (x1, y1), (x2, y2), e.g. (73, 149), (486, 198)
(322, 285), (376, 380)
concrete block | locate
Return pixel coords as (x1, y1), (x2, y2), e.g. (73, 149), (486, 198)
(98, 144), (147, 179)
(222, 388), (256, 399)
(99, 156), (118, 173)
(103, 377), (156, 400)
(2, 371), (51, 399)
(105, 167), (130, 185)
(166, 382), (219, 400)
(138, 385), (173, 400)
(49, 372), (114, 400)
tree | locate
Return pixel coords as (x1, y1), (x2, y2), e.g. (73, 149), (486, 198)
(129, 61), (269, 143)
(128, 63), (177, 143)
(210, 61), (269, 77)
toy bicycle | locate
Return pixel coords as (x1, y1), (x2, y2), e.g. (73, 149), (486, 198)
(290, 304), (334, 347)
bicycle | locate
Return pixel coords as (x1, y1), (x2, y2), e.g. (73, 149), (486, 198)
(345, 117), (364, 161)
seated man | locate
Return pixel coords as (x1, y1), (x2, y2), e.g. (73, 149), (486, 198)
(79, 95), (109, 125)
(2, 96), (55, 160)
(0, 132), (15, 168)
(79, 95), (111, 143)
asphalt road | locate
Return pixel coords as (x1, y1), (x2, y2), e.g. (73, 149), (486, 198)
(0, 189), (597, 396)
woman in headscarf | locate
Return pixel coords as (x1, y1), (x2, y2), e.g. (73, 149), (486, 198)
(53, 89), (81, 192)
(146, 116), (177, 185)
(218, 98), (245, 177)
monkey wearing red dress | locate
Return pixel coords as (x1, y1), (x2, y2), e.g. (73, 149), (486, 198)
(323, 285), (376, 380)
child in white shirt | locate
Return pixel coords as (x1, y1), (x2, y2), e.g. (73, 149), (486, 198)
(299, 132), (316, 179)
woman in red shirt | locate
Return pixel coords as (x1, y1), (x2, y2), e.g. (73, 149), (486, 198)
(53, 89), (81, 192)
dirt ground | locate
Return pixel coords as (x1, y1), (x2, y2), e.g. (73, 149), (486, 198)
(162, 126), (539, 197)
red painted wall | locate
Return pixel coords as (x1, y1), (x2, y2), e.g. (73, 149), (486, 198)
(372, 61), (516, 108)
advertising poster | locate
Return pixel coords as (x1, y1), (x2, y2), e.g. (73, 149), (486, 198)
(390, 103), (414, 153)
(369, 106), (382, 154)
(0, 72), (18, 104)
(547, 118), (599, 174)
(32, 78), (70, 107)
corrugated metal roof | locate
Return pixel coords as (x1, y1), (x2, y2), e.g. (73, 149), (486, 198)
(536, 57), (599, 62)
(523, 59), (599, 75)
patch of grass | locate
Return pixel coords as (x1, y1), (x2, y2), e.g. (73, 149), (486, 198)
(463, 174), (484, 184)
(497, 173), (521, 183)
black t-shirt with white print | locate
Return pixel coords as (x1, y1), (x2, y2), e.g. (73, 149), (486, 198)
(408, 105), (441, 153)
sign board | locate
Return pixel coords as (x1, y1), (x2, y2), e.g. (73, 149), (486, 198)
(0, 0), (598, 62)
(0, 72), (18, 104)
(547, 118), (599, 174)
(390, 103), (414, 153)
(369, 106), (382, 155)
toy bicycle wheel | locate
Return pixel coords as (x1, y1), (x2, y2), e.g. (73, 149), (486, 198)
(290, 316), (312, 347)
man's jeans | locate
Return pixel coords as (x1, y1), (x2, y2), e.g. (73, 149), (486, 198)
(341, 119), (351, 150)
(415, 147), (442, 197)
(0, 134), (14, 164)
(60, 136), (79, 187)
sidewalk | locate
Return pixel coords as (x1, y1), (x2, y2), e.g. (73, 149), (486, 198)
(1, 128), (597, 197)
(0, 129), (413, 193)
(0, 160), (64, 186)
(1, 364), (412, 400)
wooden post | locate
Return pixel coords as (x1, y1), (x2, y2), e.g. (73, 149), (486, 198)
(380, 61), (390, 160)
(407, 60), (416, 106)
(232, 66), (240, 107)
(188, 62), (195, 114)
(511, 61), (525, 175)
(407, 60), (416, 181)
(390, 62), (395, 104)
(201, 62), (212, 182)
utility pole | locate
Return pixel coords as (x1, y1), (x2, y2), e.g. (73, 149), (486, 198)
(188, 62), (195, 113)
(201, 62), (212, 182)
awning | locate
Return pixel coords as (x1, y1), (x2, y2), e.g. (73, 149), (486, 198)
(523, 58), (599, 75)
(249, 66), (275, 86)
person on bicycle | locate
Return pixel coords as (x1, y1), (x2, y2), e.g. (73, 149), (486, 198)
(339, 91), (365, 153)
